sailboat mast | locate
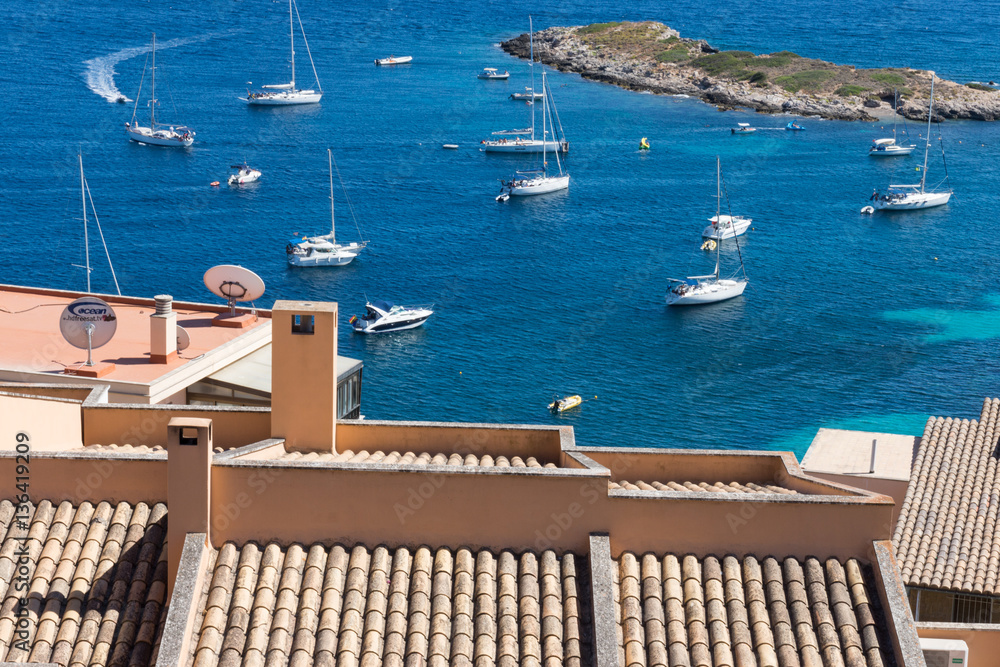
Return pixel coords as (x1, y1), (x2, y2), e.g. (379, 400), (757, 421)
(529, 16), (535, 142)
(289, 0), (296, 89)
(714, 157), (721, 280)
(150, 34), (156, 128)
(541, 71), (548, 173)
(328, 149), (335, 241)
(892, 88), (898, 142)
(79, 153), (91, 293)
(921, 75), (935, 193)
(546, 77), (564, 175)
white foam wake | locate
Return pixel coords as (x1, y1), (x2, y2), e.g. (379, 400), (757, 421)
(83, 34), (216, 103)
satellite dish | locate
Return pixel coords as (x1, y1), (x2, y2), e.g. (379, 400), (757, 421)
(203, 265), (265, 315)
(59, 297), (118, 367)
(177, 326), (191, 352)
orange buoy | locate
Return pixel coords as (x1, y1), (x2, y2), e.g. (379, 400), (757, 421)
(210, 181), (220, 187)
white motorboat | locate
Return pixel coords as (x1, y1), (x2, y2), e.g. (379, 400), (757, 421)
(374, 55), (412, 66)
(496, 71), (569, 201)
(125, 34), (195, 147)
(870, 89), (915, 157)
(702, 214), (752, 240)
(485, 20), (568, 155)
(731, 122), (756, 135)
(872, 75), (952, 211)
(287, 149), (369, 267)
(869, 138), (915, 157)
(228, 163), (262, 185)
(243, 0), (323, 106)
(667, 156), (749, 306)
(478, 67), (509, 80)
(350, 300), (433, 334)
(510, 88), (543, 101)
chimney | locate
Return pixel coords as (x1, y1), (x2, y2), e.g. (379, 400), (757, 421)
(150, 294), (178, 364)
(166, 417), (212, 595)
(270, 300), (338, 453)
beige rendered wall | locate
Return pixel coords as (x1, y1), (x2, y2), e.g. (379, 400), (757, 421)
(809, 471), (909, 528)
(81, 405), (269, 449)
(0, 453), (166, 504)
(917, 623), (1000, 664)
(335, 421), (565, 464)
(0, 394), (82, 451)
(210, 462), (894, 561)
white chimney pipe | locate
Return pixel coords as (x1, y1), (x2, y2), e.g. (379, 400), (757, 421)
(150, 294), (177, 364)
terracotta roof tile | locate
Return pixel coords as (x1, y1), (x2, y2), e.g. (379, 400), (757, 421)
(615, 552), (894, 667)
(892, 398), (1000, 595)
(0, 499), (167, 667)
(277, 449), (559, 469)
(196, 543), (591, 667)
(609, 480), (800, 495)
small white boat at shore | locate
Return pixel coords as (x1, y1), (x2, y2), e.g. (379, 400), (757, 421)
(228, 163), (262, 185)
(478, 67), (509, 80)
(375, 55), (412, 66)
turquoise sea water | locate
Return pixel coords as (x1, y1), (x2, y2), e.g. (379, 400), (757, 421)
(2, 0), (1000, 457)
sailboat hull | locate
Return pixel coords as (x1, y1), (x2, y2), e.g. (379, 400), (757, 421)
(667, 279), (747, 306)
(483, 140), (568, 154)
(287, 251), (359, 267)
(509, 174), (570, 196)
(869, 146), (915, 157)
(245, 91), (322, 106)
(875, 191), (952, 210)
(126, 126), (194, 147)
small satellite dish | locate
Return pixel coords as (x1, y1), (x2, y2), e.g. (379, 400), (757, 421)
(176, 326), (191, 352)
(203, 265), (265, 315)
(59, 297), (118, 367)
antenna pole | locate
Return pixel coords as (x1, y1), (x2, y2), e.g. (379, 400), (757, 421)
(85, 323), (95, 366)
(80, 153), (90, 292)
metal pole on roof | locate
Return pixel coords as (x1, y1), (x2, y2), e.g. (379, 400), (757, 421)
(870, 439), (877, 474)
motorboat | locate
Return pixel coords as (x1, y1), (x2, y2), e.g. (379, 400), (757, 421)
(786, 121), (805, 131)
(243, 0), (323, 106)
(702, 214), (752, 240)
(228, 163), (262, 185)
(286, 149), (369, 267)
(731, 123), (756, 135)
(126, 34), (195, 147)
(375, 55), (412, 66)
(548, 395), (582, 412)
(478, 67), (509, 80)
(115, 95), (128, 104)
(869, 138), (915, 157)
(871, 75), (952, 210)
(496, 72), (569, 201)
(510, 88), (543, 101)
(350, 300), (433, 333)
(667, 156), (749, 306)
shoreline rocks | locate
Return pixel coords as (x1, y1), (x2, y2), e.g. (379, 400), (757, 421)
(500, 23), (1000, 122)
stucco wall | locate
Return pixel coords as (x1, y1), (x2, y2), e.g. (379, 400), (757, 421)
(0, 452), (166, 504)
(82, 405), (269, 450)
(0, 393), (82, 451)
(917, 623), (1000, 665)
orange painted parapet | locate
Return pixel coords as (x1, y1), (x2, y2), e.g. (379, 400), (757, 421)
(0, 451), (166, 504)
(81, 404), (269, 450)
(0, 391), (83, 451)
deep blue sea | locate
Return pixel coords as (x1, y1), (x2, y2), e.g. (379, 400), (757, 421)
(2, 0), (1000, 456)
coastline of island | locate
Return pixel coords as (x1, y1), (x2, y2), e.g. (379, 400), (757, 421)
(499, 22), (1000, 122)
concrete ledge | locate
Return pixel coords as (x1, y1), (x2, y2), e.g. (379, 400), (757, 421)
(588, 533), (620, 667)
(214, 438), (285, 462)
(157, 533), (210, 667)
(872, 540), (926, 667)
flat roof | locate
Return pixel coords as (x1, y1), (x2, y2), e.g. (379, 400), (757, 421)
(204, 343), (362, 396)
(801, 427), (919, 481)
(0, 284), (270, 387)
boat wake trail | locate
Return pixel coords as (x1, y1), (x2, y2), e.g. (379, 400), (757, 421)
(83, 33), (218, 103)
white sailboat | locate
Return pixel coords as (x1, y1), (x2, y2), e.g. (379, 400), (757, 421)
(872, 75), (952, 210)
(483, 18), (568, 154)
(286, 150), (368, 267)
(125, 34), (195, 147)
(870, 90), (916, 157)
(667, 158), (748, 306)
(243, 0), (322, 106)
(496, 71), (569, 200)
(701, 159), (751, 240)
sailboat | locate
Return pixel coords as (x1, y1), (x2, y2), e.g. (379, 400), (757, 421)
(76, 153), (121, 295)
(872, 75), (952, 210)
(243, 0), (322, 106)
(482, 18), (568, 154)
(286, 150), (368, 267)
(125, 34), (195, 147)
(496, 71), (569, 200)
(667, 157), (748, 306)
(701, 158), (751, 240)
(869, 89), (915, 156)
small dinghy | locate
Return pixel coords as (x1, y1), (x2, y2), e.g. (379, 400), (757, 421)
(731, 122), (756, 135)
(548, 395), (583, 413)
(375, 55), (412, 66)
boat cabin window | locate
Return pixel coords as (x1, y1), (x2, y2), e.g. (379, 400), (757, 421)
(292, 314), (315, 335)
